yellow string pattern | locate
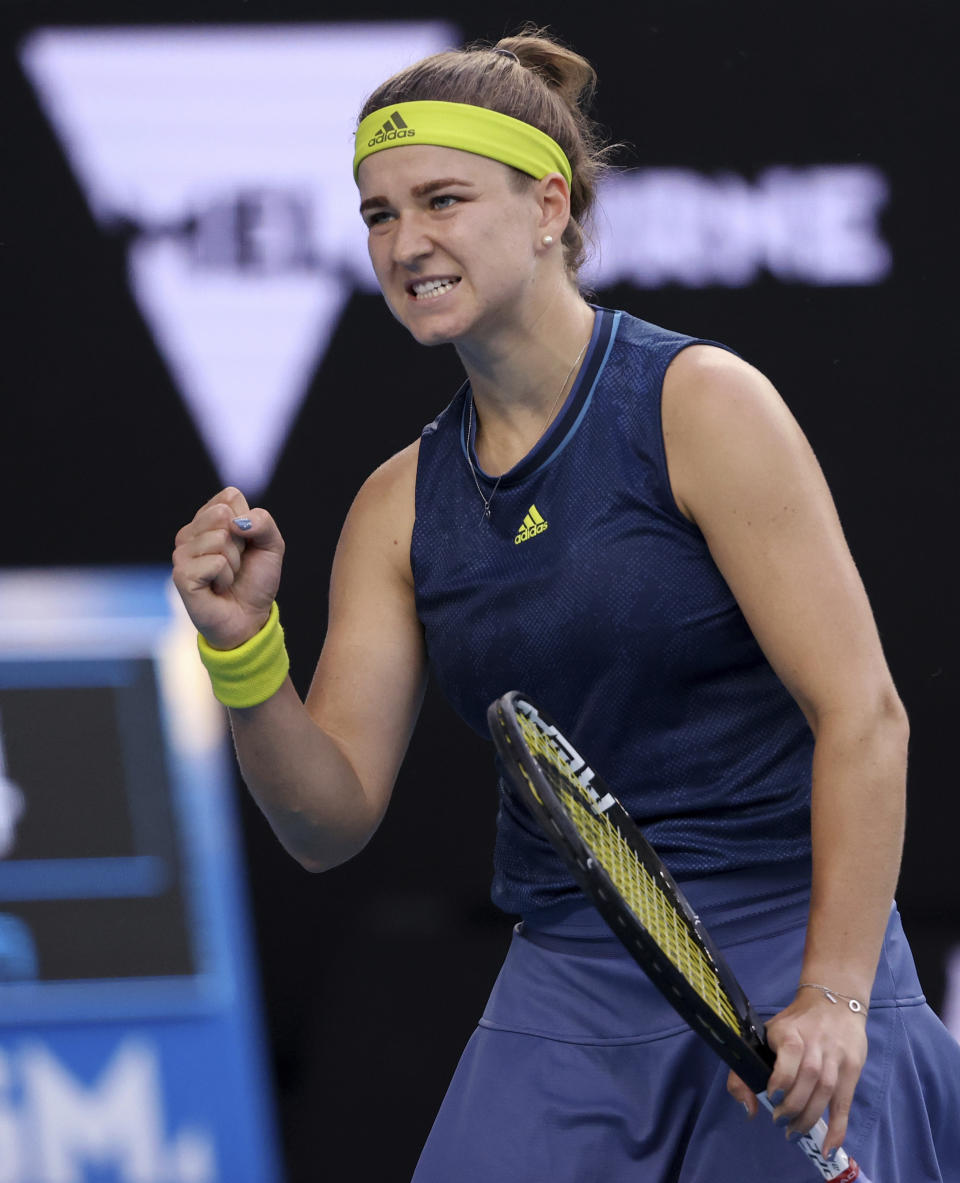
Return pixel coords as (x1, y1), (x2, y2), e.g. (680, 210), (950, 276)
(517, 714), (740, 1034)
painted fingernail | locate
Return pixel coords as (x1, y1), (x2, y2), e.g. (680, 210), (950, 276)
(775, 1115), (790, 1128)
(768, 1089), (785, 1107)
(787, 1130), (802, 1143)
(826, 1149), (839, 1163)
(233, 517), (253, 531)
(742, 1102), (751, 1117)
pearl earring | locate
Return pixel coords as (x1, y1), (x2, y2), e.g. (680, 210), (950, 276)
(542, 235), (554, 246)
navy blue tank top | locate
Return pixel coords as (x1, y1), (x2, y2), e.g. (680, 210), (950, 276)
(411, 308), (814, 917)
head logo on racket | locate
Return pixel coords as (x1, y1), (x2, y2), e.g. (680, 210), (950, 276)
(515, 698), (616, 815)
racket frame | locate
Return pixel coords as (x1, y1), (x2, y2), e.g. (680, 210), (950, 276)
(489, 691), (772, 1089)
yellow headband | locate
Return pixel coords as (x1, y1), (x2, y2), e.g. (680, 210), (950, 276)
(354, 100), (572, 187)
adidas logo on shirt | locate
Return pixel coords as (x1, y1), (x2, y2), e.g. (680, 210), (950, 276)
(366, 110), (415, 146)
(515, 504), (549, 545)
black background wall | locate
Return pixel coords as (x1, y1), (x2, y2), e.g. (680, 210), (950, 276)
(2, 1), (956, 1179)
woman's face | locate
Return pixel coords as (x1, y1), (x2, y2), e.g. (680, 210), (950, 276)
(358, 144), (549, 348)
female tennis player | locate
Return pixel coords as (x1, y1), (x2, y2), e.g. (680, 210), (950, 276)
(172, 29), (960, 1182)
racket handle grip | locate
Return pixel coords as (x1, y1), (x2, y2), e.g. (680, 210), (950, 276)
(758, 1092), (871, 1182)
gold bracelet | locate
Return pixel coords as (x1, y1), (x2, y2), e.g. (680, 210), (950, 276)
(196, 601), (290, 708)
(797, 982), (868, 1015)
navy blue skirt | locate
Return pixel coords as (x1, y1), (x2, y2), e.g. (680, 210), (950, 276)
(413, 870), (960, 1182)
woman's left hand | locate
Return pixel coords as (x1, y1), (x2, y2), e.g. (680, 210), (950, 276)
(726, 988), (868, 1158)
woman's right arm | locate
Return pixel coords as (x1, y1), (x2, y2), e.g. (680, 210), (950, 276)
(172, 442), (426, 871)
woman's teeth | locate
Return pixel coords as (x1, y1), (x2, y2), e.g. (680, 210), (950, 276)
(412, 278), (459, 300)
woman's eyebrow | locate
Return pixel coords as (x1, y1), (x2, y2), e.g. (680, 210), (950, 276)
(410, 177), (475, 197)
(359, 195), (388, 214)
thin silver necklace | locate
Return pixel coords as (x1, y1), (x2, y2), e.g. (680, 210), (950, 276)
(466, 337), (589, 524)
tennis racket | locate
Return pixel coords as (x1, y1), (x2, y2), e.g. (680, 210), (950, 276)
(487, 690), (869, 1183)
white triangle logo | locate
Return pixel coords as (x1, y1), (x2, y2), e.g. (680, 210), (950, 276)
(19, 23), (455, 497)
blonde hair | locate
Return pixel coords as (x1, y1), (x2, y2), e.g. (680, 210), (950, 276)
(358, 28), (609, 277)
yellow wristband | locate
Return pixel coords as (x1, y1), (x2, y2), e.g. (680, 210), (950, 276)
(196, 601), (290, 708)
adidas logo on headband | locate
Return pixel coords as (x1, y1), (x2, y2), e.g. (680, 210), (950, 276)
(367, 110), (416, 148)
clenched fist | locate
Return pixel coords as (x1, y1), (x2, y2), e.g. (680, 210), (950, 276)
(172, 487), (285, 650)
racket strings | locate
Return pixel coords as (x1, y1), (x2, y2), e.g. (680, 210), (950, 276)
(560, 782), (739, 1032)
(519, 717), (739, 1033)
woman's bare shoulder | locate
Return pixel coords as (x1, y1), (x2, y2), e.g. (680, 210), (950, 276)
(348, 438), (420, 519)
(335, 439), (421, 586)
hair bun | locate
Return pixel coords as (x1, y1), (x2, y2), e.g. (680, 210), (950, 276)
(494, 29), (597, 111)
